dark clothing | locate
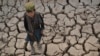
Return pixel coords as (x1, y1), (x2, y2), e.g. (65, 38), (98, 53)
(25, 29), (41, 42)
(24, 12), (44, 42)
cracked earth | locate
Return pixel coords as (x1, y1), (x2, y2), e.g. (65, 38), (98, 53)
(0, 0), (100, 56)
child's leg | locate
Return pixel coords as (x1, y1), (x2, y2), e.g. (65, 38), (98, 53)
(30, 41), (35, 55)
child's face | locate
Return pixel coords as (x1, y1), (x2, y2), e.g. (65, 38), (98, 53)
(27, 10), (34, 17)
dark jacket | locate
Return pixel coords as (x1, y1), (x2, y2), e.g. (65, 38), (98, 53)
(24, 12), (44, 33)
(24, 12), (45, 42)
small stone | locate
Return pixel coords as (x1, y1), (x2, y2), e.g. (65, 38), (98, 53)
(64, 5), (75, 13)
(65, 36), (77, 45)
(82, 24), (93, 34)
(18, 21), (25, 32)
(16, 39), (25, 49)
(7, 17), (19, 27)
(17, 33), (27, 39)
(93, 22), (100, 34)
(47, 43), (61, 56)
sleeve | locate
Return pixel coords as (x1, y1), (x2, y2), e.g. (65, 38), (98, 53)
(39, 14), (45, 30)
(24, 14), (29, 32)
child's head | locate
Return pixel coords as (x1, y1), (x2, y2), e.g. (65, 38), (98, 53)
(25, 2), (35, 12)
